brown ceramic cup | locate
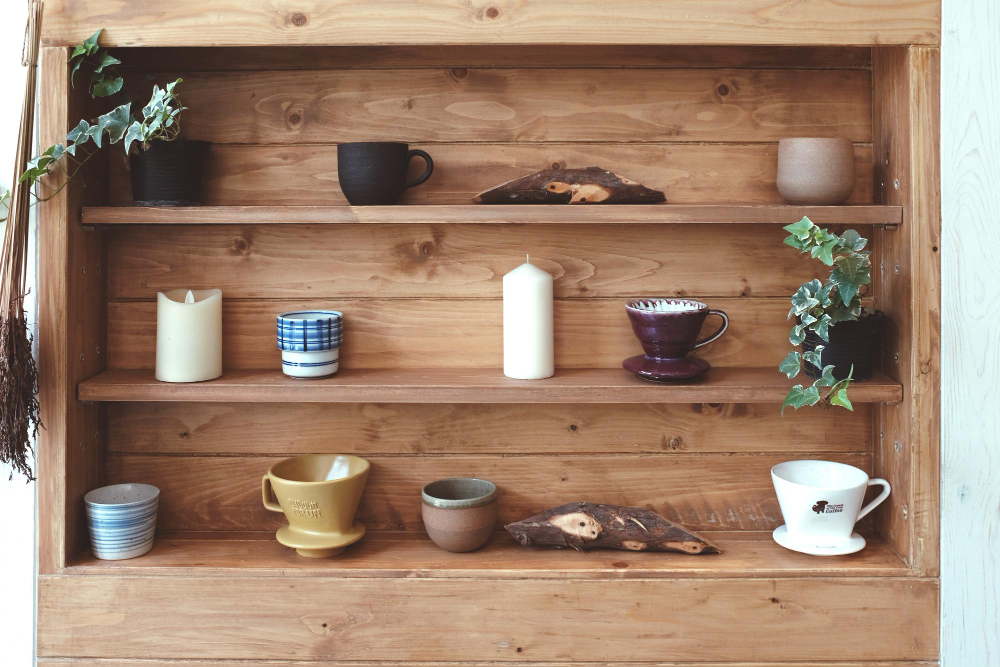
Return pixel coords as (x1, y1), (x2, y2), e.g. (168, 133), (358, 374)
(776, 137), (856, 205)
(421, 478), (498, 553)
(625, 299), (729, 359)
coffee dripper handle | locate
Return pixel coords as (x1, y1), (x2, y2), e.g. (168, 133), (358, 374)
(261, 475), (283, 513)
(693, 309), (729, 349)
(856, 478), (891, 521)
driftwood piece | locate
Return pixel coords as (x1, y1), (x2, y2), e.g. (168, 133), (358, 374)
(505, 502), (720, 554)
(474, 166), (666, 204)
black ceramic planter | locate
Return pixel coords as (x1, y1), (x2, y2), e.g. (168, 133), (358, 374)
(803, 311), (884, 382)
(130, 140), (211, 206)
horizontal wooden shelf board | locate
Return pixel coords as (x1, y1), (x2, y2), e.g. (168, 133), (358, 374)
(66, 531), (910, 579)
(37, 575), (939, 662)
(35, 661), (942, 667)
(84, 204), (902, 226)
(79, 368), (903, 404)
(40, 0), (941, 47)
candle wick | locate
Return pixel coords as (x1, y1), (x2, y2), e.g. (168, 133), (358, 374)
(185, 290), (195, 304)
(526, 254), (530, 264)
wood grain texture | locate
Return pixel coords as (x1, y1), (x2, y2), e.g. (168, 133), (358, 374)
(107, 297), (792, 370)
(941, 0), (998, 663)
(167, 68), (871, 144)
(88, 205), (896, 227)
(36, 575), (940, 661)
(113, 45), (874, 71)
(36, 47), (108, 574)
(106, 401), (873, 456)
(108, 143), (876, 207)
(106, 223), (845, 300)
(66, 531), (907, 578)
(39, 0), (942, 47)
(107, 452), (872, 532)
(872, 47), (942, 578)
(79, 368), (904, 405)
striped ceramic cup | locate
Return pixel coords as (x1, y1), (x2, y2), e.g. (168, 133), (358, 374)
(84, 483), (159, 560)
(277, 310), (344, 378)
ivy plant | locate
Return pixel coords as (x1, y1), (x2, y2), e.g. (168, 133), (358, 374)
(123, 80), (187, 154)
(69, 29), (123, 98)
(778, 217), (872, 414)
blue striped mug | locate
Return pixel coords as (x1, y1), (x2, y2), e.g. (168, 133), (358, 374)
(277, 310), (343, 378)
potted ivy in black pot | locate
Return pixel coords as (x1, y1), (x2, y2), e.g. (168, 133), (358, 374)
(778, 217), (883, 413)
(124, 79), (211, 206)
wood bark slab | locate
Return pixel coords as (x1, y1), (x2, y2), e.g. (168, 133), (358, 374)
(474, 167), (666, 204)
(505, 502), (721, 554)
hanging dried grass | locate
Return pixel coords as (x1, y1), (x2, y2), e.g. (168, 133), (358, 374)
(1, 1), (43, 481)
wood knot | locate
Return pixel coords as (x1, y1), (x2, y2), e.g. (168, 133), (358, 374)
(451, 67), (468, 79)
(289, 12), (308, 27)
(568, 424), (578, 432)
(486, 6), (500, 19)
(550, 160), (564, 170)
(285, 105), (306, 131)
(717, 83), (730, 96)
(611, 561), (629, 568)
(664, 436), (682, 450)
(419, 241), (436, 257)
(232, 237), (252, 255)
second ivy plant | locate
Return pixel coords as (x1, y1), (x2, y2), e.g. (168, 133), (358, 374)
(779, 216), (876, 414)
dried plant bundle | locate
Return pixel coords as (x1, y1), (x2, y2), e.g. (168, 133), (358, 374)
(1, 1), (43, 481)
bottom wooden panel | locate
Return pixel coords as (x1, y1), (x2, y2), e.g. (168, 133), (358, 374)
(38, 575), (938, 662)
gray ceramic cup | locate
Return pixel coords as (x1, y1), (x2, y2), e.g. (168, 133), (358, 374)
(421, 478), (498, 552)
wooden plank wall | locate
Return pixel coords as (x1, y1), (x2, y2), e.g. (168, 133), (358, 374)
(101, 46), (880, 536)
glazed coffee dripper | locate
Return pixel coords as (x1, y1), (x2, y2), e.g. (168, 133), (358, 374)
(337, 141), (434, 205)
(623, 299), (729, 381)
(262, 454), (370, 558)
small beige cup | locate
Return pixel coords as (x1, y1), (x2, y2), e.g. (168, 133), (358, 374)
(777, 137), (856, 205)
(421, 478), (498, 553)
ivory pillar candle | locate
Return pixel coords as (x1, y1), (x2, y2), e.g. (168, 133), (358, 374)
(503, 256), (554, 379)
(155, 288), (223, 383)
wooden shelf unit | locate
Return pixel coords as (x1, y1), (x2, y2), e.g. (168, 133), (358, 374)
(82, 204), (904, 226)
(79, 367), (904, 404)
(35, 18), (941, 667)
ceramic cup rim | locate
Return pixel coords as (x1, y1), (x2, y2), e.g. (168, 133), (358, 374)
(84, 483), (160, 508)
(267, 454), (370, 485)
(421, 477), (498, 509)
(338, 141), (409, 149)
(625, 298), (707, 313)
(778, 136), (855, 146)
(277, 310), (343, 323)
(771, 460), (869, 491)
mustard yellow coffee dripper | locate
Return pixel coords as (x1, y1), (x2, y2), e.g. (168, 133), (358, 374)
(262, 454), (370, 558)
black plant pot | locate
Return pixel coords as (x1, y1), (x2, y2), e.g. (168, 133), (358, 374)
(130, 140), (211, 206)
(803, 311), (884, 382)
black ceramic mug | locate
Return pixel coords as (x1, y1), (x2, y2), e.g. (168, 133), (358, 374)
(337, 142), (434, 205)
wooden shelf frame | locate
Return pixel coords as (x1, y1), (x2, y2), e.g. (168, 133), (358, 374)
(82, 204), (904, 227)
(66, 531), (912, 579)
(78, 367), (904, 405)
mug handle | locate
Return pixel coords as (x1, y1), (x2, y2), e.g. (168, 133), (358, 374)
(402, 149), (434, 190)
(856, 478), (891, 521)
(693, 309), (729, 349)
(261, 475), (283, 513)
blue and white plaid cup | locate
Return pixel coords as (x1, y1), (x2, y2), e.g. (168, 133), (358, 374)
(277, 310), (343, 351)
(277, 310), (344, 378)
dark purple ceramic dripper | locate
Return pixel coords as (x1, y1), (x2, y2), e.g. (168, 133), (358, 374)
(623, 299), (729, 381)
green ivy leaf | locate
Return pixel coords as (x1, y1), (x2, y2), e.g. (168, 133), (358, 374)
(800, 312), (818, 327)
(69, 57), (84, 88)
(816, 283), (834, 308)
(791, 285), (820, 316)
(803, 346), (824, 370)
(815, 364), (837, 387)
(790, 323), (807, 346)
(123, 121), (144, 156)
(783, 217), (814, 241)
(839, 229), (867, 252)
(829, 387), (854, 410)
(810, 238), (838, 266)
(831, 254), (870, 307)
(83, 29), (103, 55)
(782, 385), (822, 415)
(813, 313), (833, 342)
(100, 104), (133, 144)
(783, 234), (805, 250)
(66, 119), (91, 144)
(93, 76), (124, 97)
(779, 351), (801, 379)
(92, 52), (120, 74)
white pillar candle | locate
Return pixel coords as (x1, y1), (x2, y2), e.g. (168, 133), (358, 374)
(503, 256), (554, 379)
(155, 288), (223, 383)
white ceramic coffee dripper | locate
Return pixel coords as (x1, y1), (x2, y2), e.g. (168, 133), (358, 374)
(771, 460), (890, 556)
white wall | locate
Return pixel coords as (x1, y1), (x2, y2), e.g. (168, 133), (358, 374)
(0, 1), (36, 666)
(941, 0), (1000, 664)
